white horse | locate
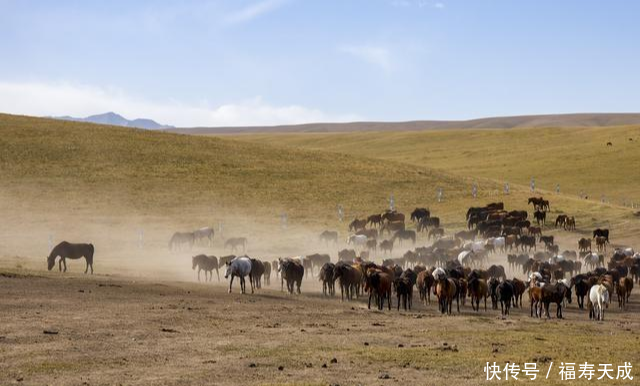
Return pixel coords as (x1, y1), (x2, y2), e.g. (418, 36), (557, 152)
(458, 250), (475, 267)
(589, 284), (609, 321)
(583, 252), (601, 269)
(225, 256), (253, 294)
(465, 241), (484, 253)
(347, 234), (368, 249)
(432, 267), (447, 281)
(622, 248), (635, 257)
(486, 237), (506, 253)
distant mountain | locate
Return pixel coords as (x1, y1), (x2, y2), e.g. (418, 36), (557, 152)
(168, 113), (640, 134)
(55, 112), (173, 130)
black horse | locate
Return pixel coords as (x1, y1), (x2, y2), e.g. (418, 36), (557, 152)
(47, 241), (94, 274)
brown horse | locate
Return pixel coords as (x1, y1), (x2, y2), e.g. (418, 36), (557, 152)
(417, 270), (434, 305)
(511, 278), (526, 308)
(250, 259), (265, 289)
(367, 214), (383, 228)
(617, 277), (633, 309)
(366, 270), (392, 310)
(467, 276), (488, 311)
(435, 278), (459, 314)
(349, 218), (367, 232)
(279, 258), (304, 294)
(319, 262), (336, 296)
(47, 241), (95, 274)
(528, 286), (543, 317)
(333, 262), (362, 301)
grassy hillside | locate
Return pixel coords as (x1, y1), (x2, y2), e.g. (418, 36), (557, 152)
(1, 113), (638, 264)
(229, 125), (640, 209)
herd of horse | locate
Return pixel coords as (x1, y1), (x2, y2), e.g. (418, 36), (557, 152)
(44, 197), (638, 321)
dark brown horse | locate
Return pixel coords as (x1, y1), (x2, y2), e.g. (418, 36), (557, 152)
(279, 258), (304, 294)
(467, 276), (488, 311)
(366, 270), (392, 310)
(319, 262), (336, 296)
(47, 241), (94, 274)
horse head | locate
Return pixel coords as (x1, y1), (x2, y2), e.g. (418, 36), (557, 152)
(47, 254), (56, 271)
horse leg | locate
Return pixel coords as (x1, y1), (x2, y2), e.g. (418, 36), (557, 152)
(84, 258), (89, 274)
(198, 268), (201, 282)
(216, 268), (220, 282)
(368, 291), (372, 309)
(62, 258), (67, 272)
(229, 275), (234, 293)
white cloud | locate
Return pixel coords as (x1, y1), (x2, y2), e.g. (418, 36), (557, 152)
(0, 80), (359, 127)
(224, 0), (289, 25)
(339, 45), (392, 71)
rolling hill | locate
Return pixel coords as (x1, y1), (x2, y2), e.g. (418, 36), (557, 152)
(169, 113), (640, 134)
(1, 112), (638, 261)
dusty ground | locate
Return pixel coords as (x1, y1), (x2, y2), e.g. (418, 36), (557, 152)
(1, 263), (639, 386)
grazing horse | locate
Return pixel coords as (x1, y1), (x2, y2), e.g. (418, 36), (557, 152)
(169, 232), (194, 251)
(391, 230), (416, 246)
(319, 262), (336, 296)
(565, 217), (576, 231)
(192, 254), (219, 282)
(555, 215), (569, 229)
(319, 230), (339, 246)
(279, 258), (304, 294)
(193, 227), (215, 246)
(47, 241), (95, 274)
(224, 237), (248, 253)
(224, 256), (253, 294)
(589, 284), (609, 321)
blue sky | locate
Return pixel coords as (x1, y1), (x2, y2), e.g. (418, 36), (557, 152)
(1, 0), (639, 126)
